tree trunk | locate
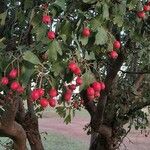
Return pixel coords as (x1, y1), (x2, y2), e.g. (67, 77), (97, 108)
(23, 113), (44, 150)
(89, 134), (112, 150)
(0, 122), (27, 150)
(28, 134), (44, 150)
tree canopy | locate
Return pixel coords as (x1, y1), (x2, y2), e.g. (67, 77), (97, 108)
(0, 0), (150, 150)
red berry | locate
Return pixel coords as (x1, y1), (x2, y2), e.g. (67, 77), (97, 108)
(17, 86), (24, 94)
(47, 31), (55, 40)
(42, 15), (52, 24)
(86, 87), (95, 96)
(109, 50), (118, 59)
(137, 11), (145, 18)
(73, 102), (78, 109)
(82, 27), (91, 37)
(148, 2), (150, 6)
(11, 81), (20, 91)
(100, 82), (105, 90)
(68, 84), (76, 91)
(113, 40), (121, 49)
(92, 82), (101, 91)
(9, 68), (18, 79)
(40, 98), (49, 108)
(1, 77), (9, 85)
(73, 67), (81, 75)
(76, 77), (83, 85)
(31, 89), (40, 101)
(64, 90), (72, 102)
(49, 88), (57, 97)
(49, 98), (56, 107)
(94, 91), (100, 98)
(68, 62), (77, 72)
(37, 88), (45, 97)
(143, 5), (150, 11)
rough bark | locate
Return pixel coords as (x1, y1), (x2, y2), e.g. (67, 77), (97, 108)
(23, 113), (44, 150)
(0, 95), (27, 150)
(0, 122), (27, 150)
(90, 134), (112, 150)
(89, 125), (113, 150)
(21, 94), (44, 150)
(0, 94), (44, 150)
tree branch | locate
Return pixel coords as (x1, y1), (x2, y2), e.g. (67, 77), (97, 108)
(0, 121), (27, 150)
(91, 52), (125, 131)
(80, 91), (96, 117)
(0, 94), (27, 150)
(120, 70), (150, 74)
(1, 94), (20, 127)
(127, 100), (150, 116)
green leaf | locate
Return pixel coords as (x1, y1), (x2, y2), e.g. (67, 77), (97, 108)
(33, 24), (47, 42)
(56, 106), (66, 118)
(84, 51), (96, 60)
(47, 40), (62, 61)
(60, 20), (72, 40)
(51, 62), (65, 76)
(79, 36), (88, 46)
(83, 0), (97, 4)
(0, 38), (6, 49)
(20, 62), (35, 87)
(0, 11), (7, 26)
(23, 51), (41, 65)
(24, 0), (33, 10)
(103, 3), (109, 20)
(113, 15), (124, 27)
(90, 18), (101, 31)
(80, 70), (95, 91)
(31, 10), (42, 26)
(54, 40), (62, 56)
(127, 0), (139, 10)
(95, 27), (108, 45)
(64, 113), (71, 124)
(54, 0), (66, 11)
(16, 10), (25, 24)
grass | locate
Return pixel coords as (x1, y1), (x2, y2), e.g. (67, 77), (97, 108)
(42, 132), (89, 150)
(43, 107), (90, 119)
(0, 131), (89, 150)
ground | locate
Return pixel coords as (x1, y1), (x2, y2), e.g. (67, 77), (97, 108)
(0, 109), (150, 150)
(39, 109), (150, 150)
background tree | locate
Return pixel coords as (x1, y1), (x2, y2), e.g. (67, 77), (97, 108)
(0, 0), (150, 150)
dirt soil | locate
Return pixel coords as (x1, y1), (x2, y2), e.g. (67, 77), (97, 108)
(39, 115), (150, 150)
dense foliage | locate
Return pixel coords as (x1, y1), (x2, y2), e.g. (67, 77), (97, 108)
(0, 0), (150, 149)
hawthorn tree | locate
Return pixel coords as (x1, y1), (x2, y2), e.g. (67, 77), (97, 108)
(0, 0), (150, 150)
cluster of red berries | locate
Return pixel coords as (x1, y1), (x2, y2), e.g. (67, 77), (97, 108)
(42, 15), (56, 41)
(63, 62), (83, 102)
(0, 68), (24, 94)
(31, 87), (57, 108)
(68, 61), (81, 76)
(109, 40), (121, 59)
(72, 99), (84, 109)
(86, 81), (105, 101)
(43, 13), (92, 41)
(137, 2), (150, 19)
